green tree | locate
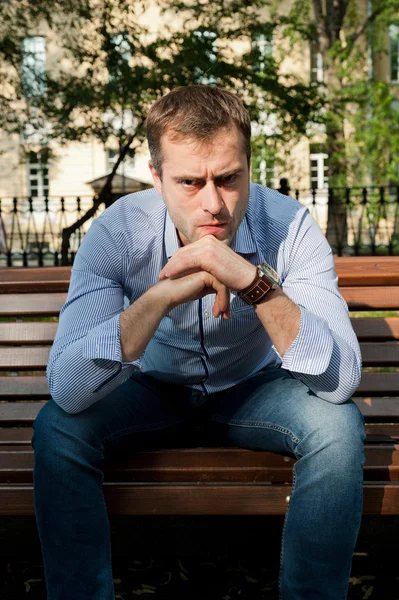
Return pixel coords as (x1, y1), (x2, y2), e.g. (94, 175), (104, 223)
(270, 0), (399, 250)
(0, 0), (324, 262)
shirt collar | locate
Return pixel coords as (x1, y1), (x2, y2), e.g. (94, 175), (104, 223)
(164, 206), (257, 259)
(229, 213), (257, 256)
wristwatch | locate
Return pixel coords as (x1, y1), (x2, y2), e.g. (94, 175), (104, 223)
(238, 262), (281, 306)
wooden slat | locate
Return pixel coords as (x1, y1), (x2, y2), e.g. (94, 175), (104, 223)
(357, 373), (399, 395)
(335, 256), (399, 286)
(0, 347), (50, 370)
(1, 259), (399, 292)
(0, 428), (34, 445)
(365, 425), (399, 441)
(0, 445), (398, 483)
(0, 267), (71, 293)
(1, 426), (399, 446)
(0, 376), (49, 398)
(341, 286), (399, 310)
(0, 322), (58, 344)
(0, 402), (46, 423)
(354, 397), (399, 417)
(0, 398), (399, 426)
(0, 293), (66, 316)
(352, 317), (399, 340)
(0, 483), (397, 516)
(360, 342), (399, 366)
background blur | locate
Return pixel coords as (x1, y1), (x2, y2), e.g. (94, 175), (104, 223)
(0, 0), (399, 265)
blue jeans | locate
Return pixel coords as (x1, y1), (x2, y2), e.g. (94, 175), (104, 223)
(32, 367), (366, 599)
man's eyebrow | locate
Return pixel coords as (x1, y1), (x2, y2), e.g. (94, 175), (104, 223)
(172, 168), (244, 181)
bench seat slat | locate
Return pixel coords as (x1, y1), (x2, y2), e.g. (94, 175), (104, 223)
(1, 425), (399, 445)
(352, 317), (399, 340)
(0, 267), (71, 294)
(0, 347), (50, 369)
(354, 397), (399, 416)
(0, 293), (66, 316)
(1, 373), (399, 403)
(2, 261), (399, 291)
(0, 445), (397, 484)
(1, 398), (399, 424)
(0, 402), (46, 422)
(341, 286), (399, 310)
(2, 342), (399, 369)
(1, 318), (399, 345)
(0, 376), (50, 398)
(356, 372), (399, 395)
(335, 256), (399, 285)
(0, 322), (58, 344)
(360, 342), (399, 365)
(0, 288), (398, 315)
(4, 342), (399, 369)
(0, 483), (397, 516)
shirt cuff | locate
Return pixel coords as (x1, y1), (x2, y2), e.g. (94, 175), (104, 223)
(273, 306), (334, 375)
(82, 314), (124, 363)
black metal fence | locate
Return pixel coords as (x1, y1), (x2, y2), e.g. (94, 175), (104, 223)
(1, 185), (399, 267)
(0, 195), (104, 267)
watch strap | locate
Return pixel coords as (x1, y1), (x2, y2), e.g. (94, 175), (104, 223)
(238, 272), (273, 305)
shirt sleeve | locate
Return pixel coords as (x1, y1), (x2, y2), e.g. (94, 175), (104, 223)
(46, 218), (138, 414)
(274, 207), (362, 404)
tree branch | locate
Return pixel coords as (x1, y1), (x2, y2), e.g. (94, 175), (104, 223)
(346, 4), (387, 57)
(312, 0), (328, 42)
(60, 118), (145, 265)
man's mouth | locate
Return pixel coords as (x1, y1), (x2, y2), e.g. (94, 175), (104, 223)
(199, 224), (226, 234)
(199, 223), (226, 229)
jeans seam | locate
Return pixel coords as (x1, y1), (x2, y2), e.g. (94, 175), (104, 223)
(210, 415), (301, 445)
(279, 462), (297, 600)
(102, 418), (186, 444)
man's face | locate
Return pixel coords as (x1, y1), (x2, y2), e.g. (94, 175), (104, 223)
(149, 127), (250, 246)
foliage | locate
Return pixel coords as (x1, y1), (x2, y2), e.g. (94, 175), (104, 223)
(268, 0), (399, 186)
(1, 0), (398, 196)
(0, 0), (322, 166)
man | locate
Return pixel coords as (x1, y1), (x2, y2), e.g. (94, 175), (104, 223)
(33, 85), (365, 600)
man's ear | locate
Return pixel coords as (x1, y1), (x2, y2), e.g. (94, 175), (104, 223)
(149, 160), (162, 195)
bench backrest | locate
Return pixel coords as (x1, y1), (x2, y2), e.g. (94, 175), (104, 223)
(1, 258), (399, 430)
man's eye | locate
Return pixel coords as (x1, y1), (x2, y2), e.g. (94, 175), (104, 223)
(220, 174), (237, 185)
(181, 179), (196, 187)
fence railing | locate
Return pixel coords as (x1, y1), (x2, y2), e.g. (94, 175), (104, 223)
(0, 195), (104, 267)
(1, 185), (399, 267)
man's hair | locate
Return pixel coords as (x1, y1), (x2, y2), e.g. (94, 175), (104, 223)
(146, 85), (251, 178)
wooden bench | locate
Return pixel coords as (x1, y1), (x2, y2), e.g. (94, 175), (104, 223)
(0, 258), (398, 517)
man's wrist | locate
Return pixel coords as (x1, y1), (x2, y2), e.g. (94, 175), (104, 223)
(236, 264), (258, 292)
(149, 280), (176, 314)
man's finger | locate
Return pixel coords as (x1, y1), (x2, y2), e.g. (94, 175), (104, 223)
(209, 278), (230, 319)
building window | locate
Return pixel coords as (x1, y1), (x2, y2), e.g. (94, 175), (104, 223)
(27, 151), (49, 197)
(390, 25), (399, 83)
(310, 146), (328, 189)
(22, 36), (46, 98)
(252, 31), (273, 72)
(310, 41), (323, 83)
(107, 148), (135, 174)
(193, 30), (217, 84)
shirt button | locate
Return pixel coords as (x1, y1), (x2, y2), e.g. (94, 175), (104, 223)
(204, 310), (210, 319)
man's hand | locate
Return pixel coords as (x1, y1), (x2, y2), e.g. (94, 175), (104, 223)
(159, 270), (231, 319)
(159, 235), (257, 292)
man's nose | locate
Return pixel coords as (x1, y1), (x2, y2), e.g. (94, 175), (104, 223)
(200, 182), (224, 214)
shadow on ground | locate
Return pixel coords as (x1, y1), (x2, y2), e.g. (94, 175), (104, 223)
(0, 515), (398, 599)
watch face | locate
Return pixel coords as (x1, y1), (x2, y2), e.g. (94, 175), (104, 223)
(259, 262), (280, 286)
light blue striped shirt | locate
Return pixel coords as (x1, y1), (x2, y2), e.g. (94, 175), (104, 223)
(47, 184), (362, 413)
